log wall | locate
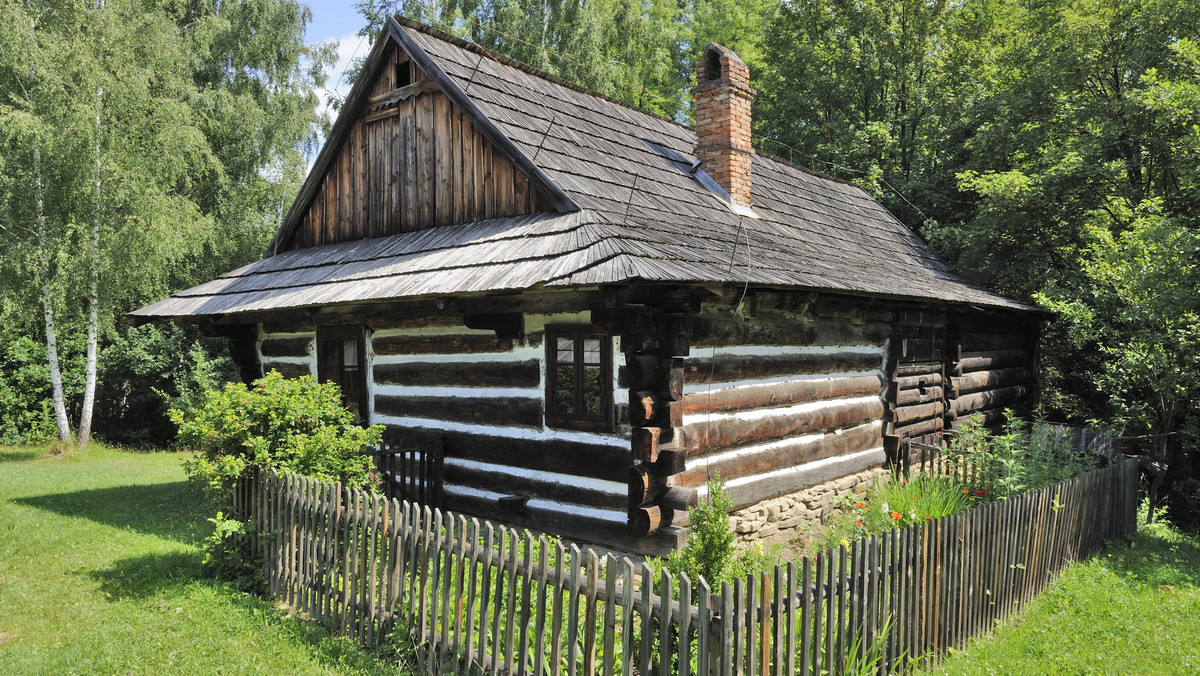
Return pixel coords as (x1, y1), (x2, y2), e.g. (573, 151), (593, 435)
(945, 317), (1038, 433)
(283, 44), (548, 252)
(258, 330), (315, 380)
(367, 311), (681, 556)
(673, 301), (889, 511)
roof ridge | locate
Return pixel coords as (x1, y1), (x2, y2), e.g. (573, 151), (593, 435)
(393, 15), (688, 132)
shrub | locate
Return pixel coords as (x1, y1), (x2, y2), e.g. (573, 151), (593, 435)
(949, 414), (1100, 500)
(174, 370), (384, 497)
(174, 370), (384, 584)
(667, 473), (737, 585)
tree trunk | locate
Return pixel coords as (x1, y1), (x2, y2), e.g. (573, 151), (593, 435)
(78, 87), (103, 446)
(33, 143), (74, 445)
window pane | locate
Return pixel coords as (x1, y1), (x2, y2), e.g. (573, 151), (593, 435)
(583, 338), (601, 365)
(582, 365), (602, 416)
(554, 365), (575, 414)
(556, 337), (575, 364)
(342, 338), (358, 366)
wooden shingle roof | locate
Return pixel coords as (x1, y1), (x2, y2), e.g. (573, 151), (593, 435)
(133, 16), (1032, 321)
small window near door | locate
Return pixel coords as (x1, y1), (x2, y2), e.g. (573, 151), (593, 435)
(546, 325), (612, 430)
(317, 326), (367, 421)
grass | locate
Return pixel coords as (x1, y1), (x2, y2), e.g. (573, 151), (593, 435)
(922, 511), (1200, 675)
(0, 443), (404, 675)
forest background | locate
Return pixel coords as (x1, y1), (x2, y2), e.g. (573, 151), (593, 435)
(2, 0), (1199, 523)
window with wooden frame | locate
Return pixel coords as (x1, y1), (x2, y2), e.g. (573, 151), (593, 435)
(317, 326), (367, 422)
(546, 325), (612, 430)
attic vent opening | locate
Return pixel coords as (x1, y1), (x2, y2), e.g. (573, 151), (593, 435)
(395, 61), (412, 89)
(704, 50), (721, 82)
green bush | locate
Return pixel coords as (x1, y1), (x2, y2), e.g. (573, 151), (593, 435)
(0, 331), (83, 445)
(174, 370), (384, 497)
(949, 414), (1100, 499)
(667, 473), (737, 585)
(174, 370), (384, 585)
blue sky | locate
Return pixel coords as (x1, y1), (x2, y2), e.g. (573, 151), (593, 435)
(300, 2), (373, 153)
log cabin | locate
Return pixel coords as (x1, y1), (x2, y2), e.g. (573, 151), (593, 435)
(133, 16), (1043, 556)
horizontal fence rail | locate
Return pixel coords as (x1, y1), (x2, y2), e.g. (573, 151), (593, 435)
(231, 454), (1138, 674)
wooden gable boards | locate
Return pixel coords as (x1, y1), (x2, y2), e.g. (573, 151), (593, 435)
(270, 19), (576, 254)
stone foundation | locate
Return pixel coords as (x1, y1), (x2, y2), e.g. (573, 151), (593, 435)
(729, 466), (890, 545)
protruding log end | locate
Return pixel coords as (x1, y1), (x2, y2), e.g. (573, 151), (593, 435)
(632, 427), (662, 462)
(629, 505), (662, 537)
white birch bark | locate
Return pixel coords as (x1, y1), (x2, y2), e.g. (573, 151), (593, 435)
(78, 86), (103, 446)
(33, 143), (74, 444)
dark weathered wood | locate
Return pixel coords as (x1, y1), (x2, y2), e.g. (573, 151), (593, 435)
(677, 421), (882, 486)
(632, 426), (662, 462)
(681, 374), (884, 415)
(685, 351), (882, 384)
(261, 336), (312, 357)
(950, 386), (1028, 417)
(896, 385), (944, 406)
(368, 78), (440, 107)
(678, 398), (885, 456)
(690, 312), (891, 349)
(960, 332), (1028, 352)
(894, 401), (945, 425)
(630, 391), (684, 428)
(444, 464), (623, 511)
(949, 368), (1029, 398)
(266, 361), (312, 379)
(373, 359), (539, 388)
(374, 394), (543, 428)
(385, 425), (632, 483)
(954, 349), (1030, 374)
(722, 449), (887, 510)
(372, 333), (514, 355)
(894, 371), (943, 391)
(629, 505), (662, 536)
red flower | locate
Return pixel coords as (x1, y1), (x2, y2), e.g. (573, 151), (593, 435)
(924, 515), (932, 520)
(975, 489), (987, 495)
(890, 511), (902, 521)
(855, 502), (865, 509)
(963, 489), (970, 494)
(855, 520), (864, 527)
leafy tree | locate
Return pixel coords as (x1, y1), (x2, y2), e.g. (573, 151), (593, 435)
(0, 0), (335, 444)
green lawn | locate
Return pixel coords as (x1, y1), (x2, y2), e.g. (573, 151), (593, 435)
(0, 444), (401, 675)
(923, 514), (1200, 675)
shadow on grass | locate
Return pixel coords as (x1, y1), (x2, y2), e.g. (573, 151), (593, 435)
(0, 448), (45, 462)
(1102, 522), (1200, 588)
(15, 482), (207, 543)
(91, 550), (206, 600)
(92, 550), (407, 675)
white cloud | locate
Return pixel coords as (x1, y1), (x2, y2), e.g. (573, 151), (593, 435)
(316, 32), (370, 123)
(307, 31), (371, 166)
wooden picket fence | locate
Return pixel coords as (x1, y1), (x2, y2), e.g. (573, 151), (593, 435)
(230, 455), (1138, 674)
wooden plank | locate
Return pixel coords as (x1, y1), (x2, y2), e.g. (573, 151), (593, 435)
(951, 386), (1029, 416)
(517, 531), (534, 674)
(373, 333), (514, 355)
(677, 421), (881, 486)
(434, 92), (452, 227)
(390, 427), (630, 484)
(678, 398), (884, 456)
(374, 393), (543, 428)
(719, 449), (887, 511)
(684, 352), (882, 384)
(954, 349), (1030, 374)
(373, 359), (540, 388)
(949, 367), (1028, 398)
(678, 572), (692, 676)
(584, 550), (599, 674)
(602, 556), (618, 676)
(449, 461), (625, 511)
(681, 374), (884, 415)
(415, 91), (434, 228)
(638, 562), (653, 675)
(621, 559), (636, 676)
(261, 336), (312, 359)
(400, 97), (417, 232)
(475, 522), (495, 671)
(662, 571), (672, 676)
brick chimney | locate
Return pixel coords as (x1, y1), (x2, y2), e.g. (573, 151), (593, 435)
(692, 43), (756, 207)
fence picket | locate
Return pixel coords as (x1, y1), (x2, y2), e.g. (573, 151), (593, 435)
(241, 454), (1135, 676)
